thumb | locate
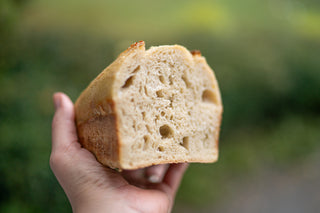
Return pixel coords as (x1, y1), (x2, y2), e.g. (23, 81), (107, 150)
(51, 92), (79, 153)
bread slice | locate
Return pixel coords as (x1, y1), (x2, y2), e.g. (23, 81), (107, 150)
(75, 41), (223, 170)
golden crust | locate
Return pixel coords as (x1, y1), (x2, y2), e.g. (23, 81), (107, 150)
(76, 99), (121, 169)
(119, 157), (218, 170)
(190, 50), (202, 56)
(123, 41), (145, 55)
(74, 42), (145, 169)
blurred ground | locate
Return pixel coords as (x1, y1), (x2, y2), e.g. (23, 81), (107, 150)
(174, 149), (320, 213)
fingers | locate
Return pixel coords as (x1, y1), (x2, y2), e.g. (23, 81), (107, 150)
(51, 92), (79, 153)
(122, 164), (169, 187)
(121, 168), (146, 187)
(145, 164), (169, 183)
(162, 163), (189, 195)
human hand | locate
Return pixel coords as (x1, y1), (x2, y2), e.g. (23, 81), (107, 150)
(50, 92), (188, 213)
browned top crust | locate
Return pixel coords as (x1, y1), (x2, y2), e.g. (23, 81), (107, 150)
(190, 50), (202, 56)
(120, 41), (145, 57)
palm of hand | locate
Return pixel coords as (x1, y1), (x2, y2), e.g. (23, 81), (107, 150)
(50, 93), (188, 213)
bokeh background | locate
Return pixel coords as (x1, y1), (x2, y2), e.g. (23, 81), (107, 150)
(1, 0), (320, 212)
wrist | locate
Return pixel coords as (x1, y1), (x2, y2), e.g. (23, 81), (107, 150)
(73, 200), (137, 213)
(71, 192), (137, 213)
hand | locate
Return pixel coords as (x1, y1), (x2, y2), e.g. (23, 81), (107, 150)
(50, 92), (188, 213)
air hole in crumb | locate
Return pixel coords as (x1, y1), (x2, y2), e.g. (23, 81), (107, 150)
(188, 111), (191, 116)
(159, 125), (173, 139)
(142, 111), (146, 119)
(130, 98), (134, 102)
(143, 135), (150, 150)
(161, 111), (165, 116)
(202, 89), (218, 104)
(159, 75), (165, 84)
(131, 65), (140, 74)
(169, 97), (173, 107)
(203, 134), (210, 148)
(170, 115), (173, 120)
(156, 90), (164, 98)
(180, 137), (189, 150)
(182, 75), (191, 88)
(157, 146), (164, 152)
(205, 134), (209, 140)
(122, 75), (134, 88)
(146, 125), (151, 133)
(169, 75), (173, 85)
(144, 86), (148, 95)
(132, 120), (136, 129)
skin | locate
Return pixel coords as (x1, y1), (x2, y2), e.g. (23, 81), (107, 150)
(50, 92), (188, 213)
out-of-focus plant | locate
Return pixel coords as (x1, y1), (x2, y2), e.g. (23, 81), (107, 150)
(1, 0), (320, 212)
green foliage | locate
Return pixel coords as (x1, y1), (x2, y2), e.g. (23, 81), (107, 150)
(1, 0), (320, 211)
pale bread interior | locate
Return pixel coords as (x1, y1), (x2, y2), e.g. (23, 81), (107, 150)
(113, 45), (222, 169)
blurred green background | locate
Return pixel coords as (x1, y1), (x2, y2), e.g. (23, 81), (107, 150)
(1, 0), (320, 212)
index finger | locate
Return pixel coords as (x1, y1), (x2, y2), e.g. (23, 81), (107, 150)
(162, 163), (189, 195)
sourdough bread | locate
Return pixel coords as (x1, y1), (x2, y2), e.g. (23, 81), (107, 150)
(75, 41), (223, 170)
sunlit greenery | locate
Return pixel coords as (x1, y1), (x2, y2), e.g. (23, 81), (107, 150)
(1, 0), (319, 212)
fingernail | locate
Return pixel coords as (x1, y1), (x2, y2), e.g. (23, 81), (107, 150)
(148, 175), (161, 183)
(53, 93), (61, 110)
